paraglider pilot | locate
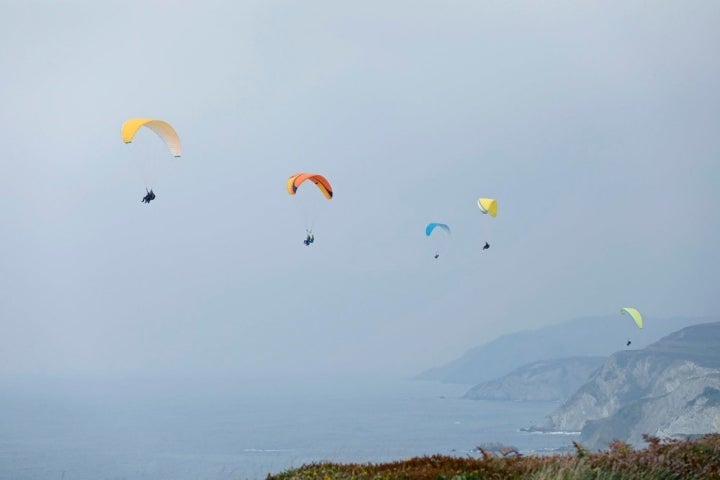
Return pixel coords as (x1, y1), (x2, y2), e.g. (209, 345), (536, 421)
(483, 242), (490, 250)
(303, 230), (315, 246)
(141, 188), (156, 204)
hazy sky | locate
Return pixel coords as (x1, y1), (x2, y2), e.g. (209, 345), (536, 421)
(2, 0), (719, 380)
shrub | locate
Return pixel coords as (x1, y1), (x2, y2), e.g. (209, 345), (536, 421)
(266, 434), (720, 480)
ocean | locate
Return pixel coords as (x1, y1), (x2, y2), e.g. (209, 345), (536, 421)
(0, 376), (578, 480)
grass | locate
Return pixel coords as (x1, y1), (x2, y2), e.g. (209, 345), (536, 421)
(266, 434), (720, 480)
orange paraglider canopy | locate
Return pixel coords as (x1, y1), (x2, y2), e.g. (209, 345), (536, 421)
(286, 173), (333, 199)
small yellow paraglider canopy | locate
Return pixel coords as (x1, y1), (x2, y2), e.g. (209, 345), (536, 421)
(621, 307), (643, 329)
(477, 198), (498, 217)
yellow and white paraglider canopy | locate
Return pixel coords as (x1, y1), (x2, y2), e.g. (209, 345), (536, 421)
(121, 118), (182, 157)
(477, 198), (498, 217)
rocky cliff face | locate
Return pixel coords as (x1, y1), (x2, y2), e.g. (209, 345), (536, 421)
(463, 356), (605, 402)
(417, 316), (701, 384)
(529, 322), (720, 449)
(582, 374), (720, 449)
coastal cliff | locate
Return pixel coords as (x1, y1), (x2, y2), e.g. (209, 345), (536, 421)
(463, 356), (605, 402)
(529, 322), (720, 449)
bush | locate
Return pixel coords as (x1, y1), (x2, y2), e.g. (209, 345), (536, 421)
(267, 434), (720, 480)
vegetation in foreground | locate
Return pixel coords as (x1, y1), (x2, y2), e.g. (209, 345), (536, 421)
(267, 434), (720, 480)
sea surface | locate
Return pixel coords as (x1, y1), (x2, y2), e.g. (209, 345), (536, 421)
(0, 376), (578, 480)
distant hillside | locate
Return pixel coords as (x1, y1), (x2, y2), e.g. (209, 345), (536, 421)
(529, 321), (720, 450)
(417, 316), (703, 384)
(463, 356), (605, 402)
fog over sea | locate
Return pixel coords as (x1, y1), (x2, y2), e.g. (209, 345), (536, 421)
(0, 376), (576, 480)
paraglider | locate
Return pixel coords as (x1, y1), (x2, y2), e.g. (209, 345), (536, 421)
(287, 173), (332, 245)
(621, 307), (643, 347)
(477, 197), (497, 251)
(122, 118), (181, 203)
(426, 223), (451, 259)
(141, 188), (156, 204)
(303, 231), (315, 246)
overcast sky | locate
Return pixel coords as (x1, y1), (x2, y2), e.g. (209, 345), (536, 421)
(1, 0), (718, 380)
